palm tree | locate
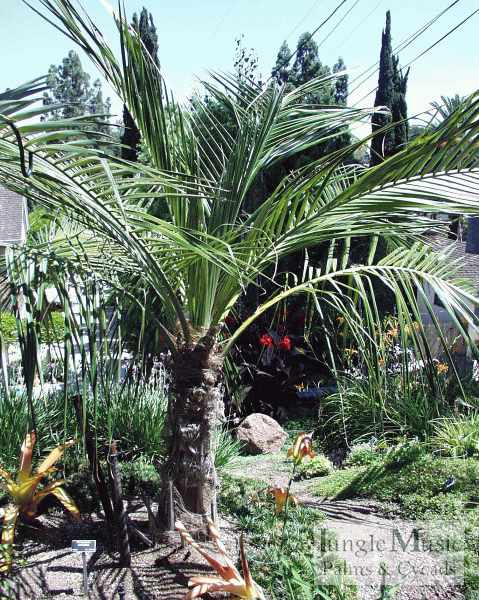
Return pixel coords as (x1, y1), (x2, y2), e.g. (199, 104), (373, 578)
(1, 0), (479, 520)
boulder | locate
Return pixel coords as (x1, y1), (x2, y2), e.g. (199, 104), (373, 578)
(237, 413), (288, 455)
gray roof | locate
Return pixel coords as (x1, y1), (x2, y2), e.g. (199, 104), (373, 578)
(0, 186), (27, 245)
(428, 235), (479, 289)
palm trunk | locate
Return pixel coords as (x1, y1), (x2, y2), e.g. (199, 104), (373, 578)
(163, 325), (224, 520)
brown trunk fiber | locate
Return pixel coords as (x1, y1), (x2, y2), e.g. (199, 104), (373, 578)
(162, 325), (224, 522)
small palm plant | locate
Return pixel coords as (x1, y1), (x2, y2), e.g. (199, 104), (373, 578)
(0, 432), (81, 572)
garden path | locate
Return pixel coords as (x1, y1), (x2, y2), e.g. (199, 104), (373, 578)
(0, 452), (466, 600)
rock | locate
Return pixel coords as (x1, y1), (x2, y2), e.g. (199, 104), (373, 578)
(237, 413), (288, 455)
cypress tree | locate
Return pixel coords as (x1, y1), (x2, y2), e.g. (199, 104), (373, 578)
(370, 11), (410, 167)
(121, 7), (160, 162)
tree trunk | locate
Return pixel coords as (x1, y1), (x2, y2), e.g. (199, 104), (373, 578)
(162, 325), (224, 521)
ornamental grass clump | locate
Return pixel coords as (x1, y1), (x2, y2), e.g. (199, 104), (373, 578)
(0, 432), (81, 572)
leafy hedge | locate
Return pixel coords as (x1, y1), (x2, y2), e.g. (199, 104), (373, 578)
(1, 311), (64, 346)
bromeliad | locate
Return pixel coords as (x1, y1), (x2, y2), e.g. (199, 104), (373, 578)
(175, 517), (266, 600)
(0, 432), (81, 572)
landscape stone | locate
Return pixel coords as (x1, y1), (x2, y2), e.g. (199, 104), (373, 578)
(236, 413), (288, 455)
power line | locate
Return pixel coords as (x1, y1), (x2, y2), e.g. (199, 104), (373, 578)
(348, 0), (460, 96)
(268, 0), (349, 83)
(353, 5), (479, 108)
(202, 0), (240, 52)
(328, 0), (385, 58)
(284, 0), (325, 43)
(315, 0), (362, 52)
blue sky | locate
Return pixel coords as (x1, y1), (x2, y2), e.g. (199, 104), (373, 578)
(1, 0), (478, 133)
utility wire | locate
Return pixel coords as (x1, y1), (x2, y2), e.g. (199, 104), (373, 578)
(349, 0), (460, 96)
(353, 5), (479, 108)
(268, 0), (349, 83)
(285, 0), (325, 43)
(202, 0), (240, 51)
(328, 0), (385, 58)
(315, 0), (362, 52)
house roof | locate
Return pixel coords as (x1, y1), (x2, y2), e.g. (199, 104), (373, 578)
(428, 235), (479, 290)
(0, 185), (27, 245)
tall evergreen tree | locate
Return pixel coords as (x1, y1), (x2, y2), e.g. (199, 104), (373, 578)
(42, 50), (109, 129)
(121, 7), (160, 162)
(370, 11), (410, 167)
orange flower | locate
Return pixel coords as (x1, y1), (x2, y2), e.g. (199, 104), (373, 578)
(389, 328), (398, 337)
(437, 363), (449, 374)
(339, 332), (344, 337)
(267, 488), (301, 514)
(337, 316), (345, 324)
(378, 359), (385, 367)
(404, 325), (411, 335)
(175, 518), (266, 600)
(344, 348), (358, 356)
(413, 321), (420, 330)
(286, 433), (315, 466)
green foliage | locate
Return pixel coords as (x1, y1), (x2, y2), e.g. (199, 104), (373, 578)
(121, 8), (160, 162)
(0, 311), (64, 347)
(218, 473), (334, 600)
(42, 50), (110, 129)
(432, 412), (479, 457)
(0, 314), (16, 348)
(345, 442), (378, 467)
(297, 454), (333, 479)
(370, 11), (410, 166)
(213, 427), (243, 470)
(118, 457), (162, 497)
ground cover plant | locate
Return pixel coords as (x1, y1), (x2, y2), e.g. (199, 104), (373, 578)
(309, 441), (479, 598)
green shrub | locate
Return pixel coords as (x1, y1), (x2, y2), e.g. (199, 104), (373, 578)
(432, 412), (479, 457)
(119, 457), (162, 497)
(345, 442), (378, 467)
(382, 438), (426, 469)
(0, 312), (17, 347)
(297, 455), (333, 479)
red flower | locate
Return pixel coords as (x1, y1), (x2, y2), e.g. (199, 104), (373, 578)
(277, 323), (284, 333)
(260, 334), (274, 348)
(279, 336), (291, 351)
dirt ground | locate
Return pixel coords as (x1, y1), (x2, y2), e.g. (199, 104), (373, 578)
(0, 454), (469, 600)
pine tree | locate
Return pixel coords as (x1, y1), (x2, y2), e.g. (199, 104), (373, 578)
(42, 50), (109, 124)
(370, 11), (410, 167)
(121, 7), (160, 162)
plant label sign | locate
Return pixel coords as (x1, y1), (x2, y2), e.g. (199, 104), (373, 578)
(71, 541), (96, 598)
(71, 540), (96, 552)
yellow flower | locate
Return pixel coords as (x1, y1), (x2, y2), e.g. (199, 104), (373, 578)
(404, 325), (411, 335)
(337, 317), (345, 324)
(437, 363), (449, 374)
(344, 348), (358, 356)
(286, 433), (315, 466)
(267, 488), (301, 514)
(378, 359), (385, 367)
(175, 517), (266, 600)
(413, 321), (420, 330)
(389, 328), (398, 337)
